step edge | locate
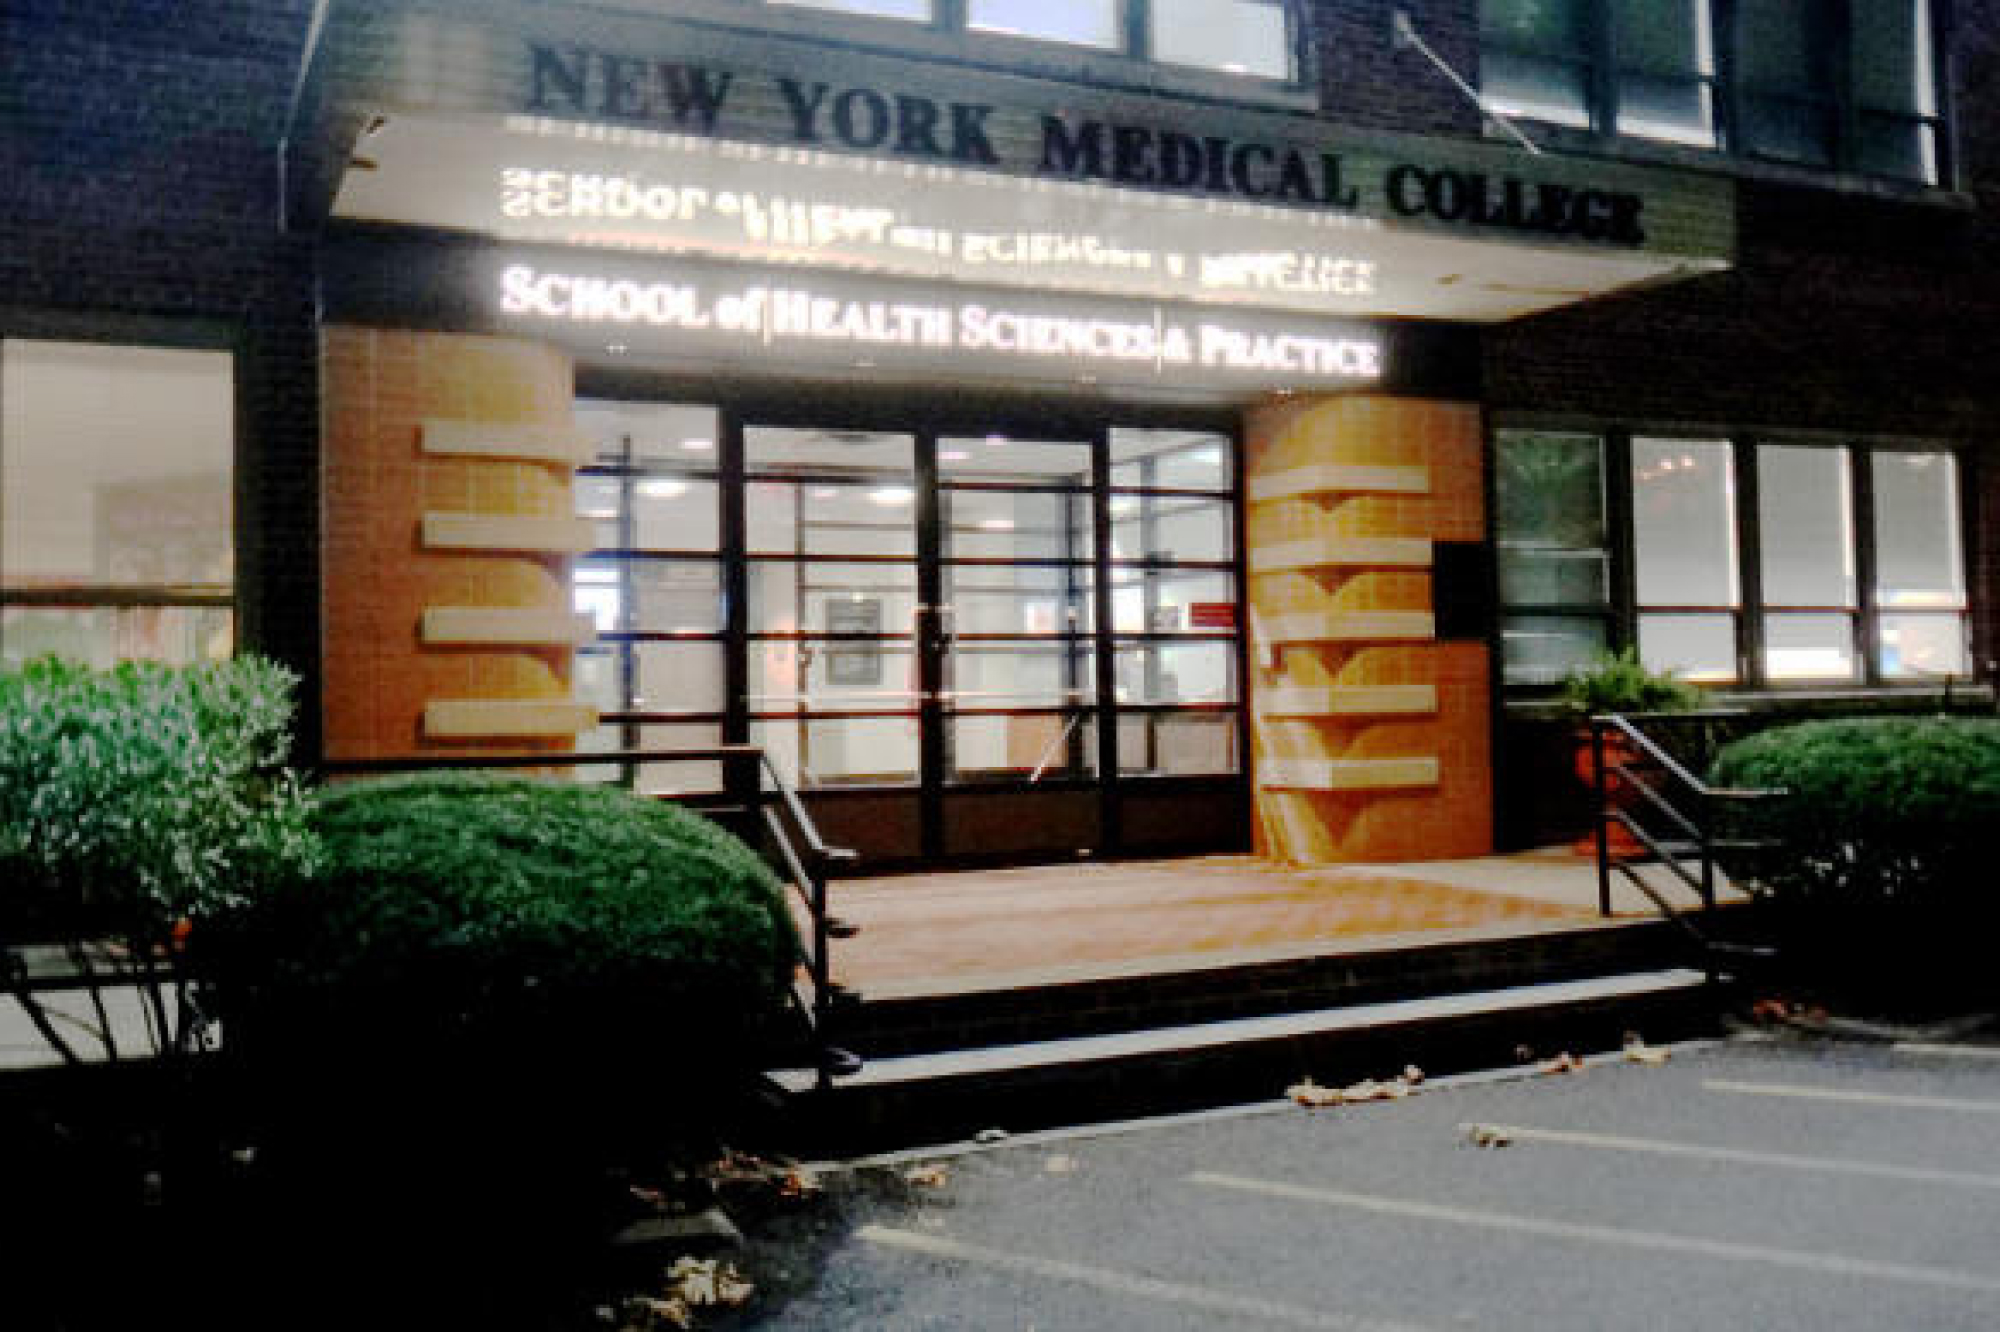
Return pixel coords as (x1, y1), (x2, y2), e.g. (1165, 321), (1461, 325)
(772, 968), (1708, 1092)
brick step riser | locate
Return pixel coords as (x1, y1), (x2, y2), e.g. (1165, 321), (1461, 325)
(835, 922), (1691, 1059)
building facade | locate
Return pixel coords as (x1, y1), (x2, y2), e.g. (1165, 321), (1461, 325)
(4, 0), (1995, 871)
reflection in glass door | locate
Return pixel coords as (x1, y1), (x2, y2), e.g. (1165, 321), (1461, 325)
(743, 427), (922, 789)
(938, 435), (1098, 785)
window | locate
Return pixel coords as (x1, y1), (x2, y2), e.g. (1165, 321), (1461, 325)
(765, 0), (1297, 82)
(1500, 427), (1971, 693)
(1871, 449), (1968, 679)
(1480, 0), (1943, 182)
(1108, 428), (1240, 776)
(1757, 444), (1858, 681)
(1480, 0), (1594, 129)
(572, 400), (730, 795)
(969, 0), (1119, 49)
(1734, 0), (1840, 166)
(1853, 0), (1941, 182)
(1495, 431), (1613, 686)
(1150, 0), (1293, 78)
(1612, 0), (1717, 146)
(770, 0), (931, 21)
(1632, 438), (1739, 682)
(1, 339), (234, 668)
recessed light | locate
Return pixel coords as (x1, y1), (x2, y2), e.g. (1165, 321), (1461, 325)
(680, 438), (713, 452)
(939, 449), (971, 462)
(978, 518), (1016, 532)
(636, 478), (687, 499)
(869, 485), (915, 507)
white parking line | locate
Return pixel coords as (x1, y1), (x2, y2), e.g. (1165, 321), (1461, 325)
(1455, 1122), (2000, 1190)
(857, 1224), (1438, 1331)
(1895, 1042), (2000, 1062)
(1187, 1173), (2000, 1296)
(1706, 1079), (2000, 1115)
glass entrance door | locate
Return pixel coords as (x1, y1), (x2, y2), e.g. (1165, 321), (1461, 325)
(577, 402), (1245, 868)
(743, 426), (923, 792)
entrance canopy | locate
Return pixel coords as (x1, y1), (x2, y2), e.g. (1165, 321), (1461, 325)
(335, 109), (1728, 326)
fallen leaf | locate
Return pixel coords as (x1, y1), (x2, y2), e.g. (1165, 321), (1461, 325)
(904, 1163), (950, 1188)
(622, 1294), (692, 1330)
(779, 1167), (822, 1199)
(1287, 1078), (1343, 1108)
(1540, 1052), (1585, 1075)
(664, 1257), (755, 1311)
(1749, 998), (1791, 1024)
(1342, 1078), (1411, 1103)
(1622, 1034), (1669, 1066)
(1465, 1124), (1513, 1149)
(1402, 1065), (1426, 1086)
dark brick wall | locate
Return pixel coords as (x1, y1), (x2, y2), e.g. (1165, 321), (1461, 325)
(1313, 0), (1482, 137)
(0, 0), (323, 757)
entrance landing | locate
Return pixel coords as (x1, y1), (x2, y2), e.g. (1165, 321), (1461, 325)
(830, 849), (1657, 999)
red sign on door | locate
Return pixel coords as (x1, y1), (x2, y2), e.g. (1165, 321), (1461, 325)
(1189, 601), (1237, 630)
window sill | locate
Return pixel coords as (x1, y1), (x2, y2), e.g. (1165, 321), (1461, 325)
(1504, 682), (1993, 723)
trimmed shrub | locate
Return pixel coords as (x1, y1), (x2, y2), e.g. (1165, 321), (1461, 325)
(0, 656), (315, 1060)
(1710, 716), (2000, 914)
(209, 773), (801, 1097)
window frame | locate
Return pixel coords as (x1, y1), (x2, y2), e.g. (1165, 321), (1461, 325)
(0, 322), (242, 668)
(1495, 422), (1976, 695)
(697, 0), (1310, 92)
(1476, 0), (1951, 187)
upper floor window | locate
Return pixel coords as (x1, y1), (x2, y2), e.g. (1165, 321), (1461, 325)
(769, 0), (1298, 82)
(1480, 0), (1943, 184)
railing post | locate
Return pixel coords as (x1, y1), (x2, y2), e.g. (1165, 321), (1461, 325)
(1593, 717), (1612, 917)
(1697, 787), (1716, 914)
(810, 849), (834, 1093)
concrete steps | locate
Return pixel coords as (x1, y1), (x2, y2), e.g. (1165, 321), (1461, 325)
(774, 922), (1722, 1153)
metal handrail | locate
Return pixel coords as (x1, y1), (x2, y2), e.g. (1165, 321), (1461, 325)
(319, 745), (859, 1084)
(1587, 714), (1784, 983)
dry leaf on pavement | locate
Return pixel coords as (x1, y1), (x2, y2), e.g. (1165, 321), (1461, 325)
(778, 1167), (822, 1199)
(667, 1256), (755, 1310)
(1465, 1123), (1513, 1148)
(1540, 1052), (1585, 1075)
(1287, 1078), (1344, 1108)
(904, 1163), (950, 1188)
(1622, 1033), (1670, 1066)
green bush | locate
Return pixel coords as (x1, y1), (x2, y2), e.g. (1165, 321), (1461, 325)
(0, 656), (316, 1060)
(211, 773), (801, 1088)
(1711, 716), (2000, 913)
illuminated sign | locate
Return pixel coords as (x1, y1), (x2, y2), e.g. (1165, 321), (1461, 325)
(489, 148), (1381, 305)
(494, 259), (1384, 385)
(522, 43), (1646, 247)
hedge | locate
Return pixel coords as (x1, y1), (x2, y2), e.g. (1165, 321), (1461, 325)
(208, 773), (802, 1087)
(1711, 716), (2000, 912)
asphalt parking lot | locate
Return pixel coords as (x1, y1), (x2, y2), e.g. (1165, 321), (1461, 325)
(754, 1032), (2000, 1330)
